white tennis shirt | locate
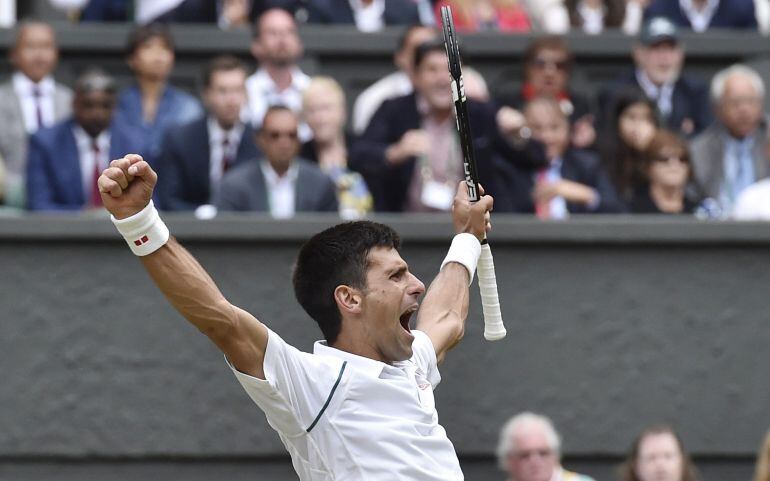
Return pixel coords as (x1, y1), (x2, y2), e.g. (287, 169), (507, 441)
(227, 328), (464, 480)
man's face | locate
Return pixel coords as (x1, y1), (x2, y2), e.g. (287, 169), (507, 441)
(258, 109), (300, 172)
(634, 433), (683, 481)
(525, 47), (570, 97)
(718, 74), (763, 139)
(12, 24), (58, 83)
(128, 36), (174, 81)
(251, 9), (302, 67)
(634, 41), (683, 86)
(74, 89), (116, 138)
(304, 92), (345, 144)
(414, 50), (452, 112)
(505, 427), (558, 481)
(395, 27), (437, 80)
(205, 68), (247, 129)
(358, 247), (425, 363)
(525, 102), (570, 161)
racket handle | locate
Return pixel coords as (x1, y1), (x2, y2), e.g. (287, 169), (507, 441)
(478, 242), (506, 341)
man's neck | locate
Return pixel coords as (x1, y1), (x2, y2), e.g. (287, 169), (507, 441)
(264, 64), (294, 92)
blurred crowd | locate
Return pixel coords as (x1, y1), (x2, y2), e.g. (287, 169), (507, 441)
(2, 1), (770, 220)
(494, 412), (770, 481)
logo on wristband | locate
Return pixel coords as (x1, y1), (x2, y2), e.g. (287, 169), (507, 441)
(133, 235), (150, 247)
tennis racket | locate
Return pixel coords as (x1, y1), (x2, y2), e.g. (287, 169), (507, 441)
(441, 6), (506, 341)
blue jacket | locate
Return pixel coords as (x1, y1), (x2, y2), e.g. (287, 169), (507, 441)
(26, 118), (145, 211)
(644, 0), (758, 30)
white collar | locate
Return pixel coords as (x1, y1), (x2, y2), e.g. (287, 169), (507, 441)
(260, 159), (299, 184)
(72, 124), (110, 148)
(313, 340), (387, 378)
(12, 72), (55, 96)
(207, 117), (244, 143)
(577, 1), (606, 34)
(252, 67), (310, 93)
(678, 0), (719, 32)
(635, 69), (674, 95)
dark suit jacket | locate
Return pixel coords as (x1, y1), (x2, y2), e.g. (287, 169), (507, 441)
(80, 0), (130, 21)
(307, 0), (421, 26)
(644, 0), (758, 30)
(26, 118), (145, 211)
(216, 158), (338, 213)
(350, 93), (542, 212)
(598, 71), (712, 137)
(155, 117), (259, 211)
(499, 148), (624, 214)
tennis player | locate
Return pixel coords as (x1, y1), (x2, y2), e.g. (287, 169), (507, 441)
(99, 153), (494, 480)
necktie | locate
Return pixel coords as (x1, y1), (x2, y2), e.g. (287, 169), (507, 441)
(91, 141), (103, 207)
(535, 168), (550, 220)
(222, 136), (233, 173)
(32, 85), (44, 131)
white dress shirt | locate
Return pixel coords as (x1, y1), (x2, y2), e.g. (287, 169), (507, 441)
(348, 0), (385, 32)
(227, 328), (463, 481)
(72, 125), (110, 200)
(636, 69), (675, 119)
(733, 178), (770, 220)
(13, 73), (56, 134)
(207, 117), (245, 198)
(245, 67), (312, 141)
(260, 161), (299, 218)
(679, 0), (720, 32)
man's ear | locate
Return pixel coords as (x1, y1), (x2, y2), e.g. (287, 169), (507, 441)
(334, 285), (363, 315)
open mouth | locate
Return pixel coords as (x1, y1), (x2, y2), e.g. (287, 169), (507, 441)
(399, 305), (418, 333)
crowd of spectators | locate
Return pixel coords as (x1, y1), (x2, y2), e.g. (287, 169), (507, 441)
(2, 1), (770, 220)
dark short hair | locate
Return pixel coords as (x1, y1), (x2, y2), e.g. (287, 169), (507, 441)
(293, 221), (401, 344)
(75, 68), (116, 95)
(126, 23), (174, 56)
(252, 7), (295, 39)
(413, 38), (447, 71)
(202, 55), (246, 89)
(523, 36), (573, 71)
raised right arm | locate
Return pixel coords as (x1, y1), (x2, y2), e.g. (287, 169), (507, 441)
(99, 154), (268, 379)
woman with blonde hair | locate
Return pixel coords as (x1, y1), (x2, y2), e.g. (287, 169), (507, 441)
(301, 76), (372, 219)
(755, 430), (770, 481)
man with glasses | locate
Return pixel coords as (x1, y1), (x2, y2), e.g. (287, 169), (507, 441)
(497, 412), (595, 481)
(217, 105), (338, 215)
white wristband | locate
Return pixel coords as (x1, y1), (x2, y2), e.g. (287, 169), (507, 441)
(440, 233), (482, 285)
(111, 200), (170, 256)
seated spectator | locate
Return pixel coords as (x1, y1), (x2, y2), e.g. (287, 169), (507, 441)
(497, 412), (596, 481)
(598, 17), (711, 138)
(619, 425), (699, 481)
(732, 125), (770, 219)
(52, 0), (184, 23)
(352, 24), (437, 135)
(301, 76), (372, 219)
(350, 40), (514, 212)
(118, 24), (202, 162)
(564, 0), (629, 34)
(521, 0), (570, 33)
(500, 97), (622, 217)
(154, 0), (273, 28)
(644, 0), (758, 32)
(217, 106), (338, 215)
(754, 429), (770, 481)
(156, 56), (259, 212)
(690, 64), (769, 215)
(307, 0), (423, 31)
(631, 129), (699, 213)
(26, 70), (145, 211)
(433, 0), (531, 32)
(600, 87), (659, 201)
(496, 36), (596, 150)
(246, 8), (312, 141)
(0, 20), (72, 208)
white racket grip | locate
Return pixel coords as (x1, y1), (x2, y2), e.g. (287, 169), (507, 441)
(478, 242), (506, 341)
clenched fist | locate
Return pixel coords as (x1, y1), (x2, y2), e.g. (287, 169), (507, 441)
(98, 154), (157, 220)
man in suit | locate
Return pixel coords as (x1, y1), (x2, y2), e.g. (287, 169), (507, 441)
(350, 39), (538, 213)
(690, 64), (770, 215)
(306, 0), (422, 31)
(0, 20), (72, 208)
(26, 70), (144, 211)
(217, 106), (338, 215)
(598, 17), (711, 138)
(644, 0), (758, 32)
(155, 56), (259, 211)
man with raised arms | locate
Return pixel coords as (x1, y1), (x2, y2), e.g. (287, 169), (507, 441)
(98, 153), (493, 480)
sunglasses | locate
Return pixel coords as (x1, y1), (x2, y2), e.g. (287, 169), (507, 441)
(263, 130), (298, 141)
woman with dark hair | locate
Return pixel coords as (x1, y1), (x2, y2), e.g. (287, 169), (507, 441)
(600, 87), (659, 203)
(117, 23), (202, 161)
(630, 129), (698, 214)
(620, 425), (699, 481)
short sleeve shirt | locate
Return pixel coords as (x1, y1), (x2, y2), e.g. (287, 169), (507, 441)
(227, 329), (463, 481)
